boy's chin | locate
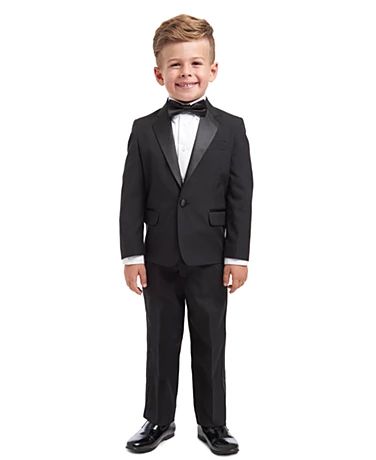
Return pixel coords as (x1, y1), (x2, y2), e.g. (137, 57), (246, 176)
(169, 93), (204, 104)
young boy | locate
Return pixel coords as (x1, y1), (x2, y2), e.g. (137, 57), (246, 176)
(120, 14), (253, 455)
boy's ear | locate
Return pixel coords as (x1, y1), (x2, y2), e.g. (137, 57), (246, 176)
(209, 62), (219, 82)
(154, 67), (164, 86)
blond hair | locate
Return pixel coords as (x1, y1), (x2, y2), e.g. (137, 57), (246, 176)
(153, 14), (215, 64)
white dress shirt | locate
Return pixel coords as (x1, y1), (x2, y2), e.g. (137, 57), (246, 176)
(122, 96), (247, 266)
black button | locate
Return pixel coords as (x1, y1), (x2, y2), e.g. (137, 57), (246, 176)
(180, 199), (186, 207)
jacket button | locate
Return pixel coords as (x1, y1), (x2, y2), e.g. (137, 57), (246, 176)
(180, 199), (187, 207)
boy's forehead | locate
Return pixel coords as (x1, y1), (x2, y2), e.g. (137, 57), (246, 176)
(159, 39), (211, 61)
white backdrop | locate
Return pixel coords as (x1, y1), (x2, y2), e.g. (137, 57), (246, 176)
(1, 1), (375, 459)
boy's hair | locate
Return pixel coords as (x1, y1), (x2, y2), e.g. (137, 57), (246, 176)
(153, 14), (215, 65)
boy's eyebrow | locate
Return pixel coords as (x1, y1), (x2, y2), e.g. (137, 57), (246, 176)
(167, 56), (205, 62)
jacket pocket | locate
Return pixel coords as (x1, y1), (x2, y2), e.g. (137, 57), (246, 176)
(208, 210), (226, 226)
(144, 209), (159, 226)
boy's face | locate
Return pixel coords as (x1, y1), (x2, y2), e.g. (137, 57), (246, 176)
(154, 38), (218, 103)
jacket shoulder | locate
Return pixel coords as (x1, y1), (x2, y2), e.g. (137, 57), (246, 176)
(209, 103), (245, 127)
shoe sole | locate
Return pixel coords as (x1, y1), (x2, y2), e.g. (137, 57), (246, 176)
(126, 431), (175, 453)
(198, 432), (239, 456)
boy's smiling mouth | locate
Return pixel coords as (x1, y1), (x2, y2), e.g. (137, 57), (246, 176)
(176, 82), (198, 88)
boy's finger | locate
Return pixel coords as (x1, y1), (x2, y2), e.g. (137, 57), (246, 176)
(230, 279), (242, 293)
(233, 278), (243, 286)
(133, 285), (143, 295)
(223, 266), (230, 286)
(139, 266), (148, 288)
(128, 278), (142, 295)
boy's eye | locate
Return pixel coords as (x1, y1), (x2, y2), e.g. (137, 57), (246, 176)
(170, 63), (180, 67)
(193, 62), (203, 65)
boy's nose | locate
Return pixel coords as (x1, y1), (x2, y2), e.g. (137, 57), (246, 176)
(180, 65), (192, 77)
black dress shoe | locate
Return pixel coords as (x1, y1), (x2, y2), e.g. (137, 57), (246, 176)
(198, 425), (239, 455)
(126, 420), (175, 453)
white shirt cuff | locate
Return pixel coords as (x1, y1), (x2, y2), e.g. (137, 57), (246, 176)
(122, 255), (145, 265)
(224, 257), (248, 266)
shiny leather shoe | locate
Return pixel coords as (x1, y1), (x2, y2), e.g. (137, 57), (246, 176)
(198, 425), (239, 455)
(126, 420), (175, 453)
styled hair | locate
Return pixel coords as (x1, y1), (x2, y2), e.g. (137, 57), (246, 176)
(153, 14), (215, 64)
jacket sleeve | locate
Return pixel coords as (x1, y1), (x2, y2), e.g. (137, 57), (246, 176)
(224, 118), (253, 260)
(119, 121), (145, 259)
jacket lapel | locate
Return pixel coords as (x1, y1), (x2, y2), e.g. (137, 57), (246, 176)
(184, 107), (218, 184)
(152, 99), (219, 188)
(153, 102), (183, 187)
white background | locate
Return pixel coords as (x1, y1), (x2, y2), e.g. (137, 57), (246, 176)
(1, 1), (375, 459)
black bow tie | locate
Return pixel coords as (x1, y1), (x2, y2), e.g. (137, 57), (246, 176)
(167, 99), (207, 118)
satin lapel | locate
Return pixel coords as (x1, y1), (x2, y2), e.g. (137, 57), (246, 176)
(152, 104), (183, 188)
(183, 108), (219, 184)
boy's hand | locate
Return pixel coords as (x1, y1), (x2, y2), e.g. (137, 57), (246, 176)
(223, 264), (248, 293)
(124, 264), (147, 295)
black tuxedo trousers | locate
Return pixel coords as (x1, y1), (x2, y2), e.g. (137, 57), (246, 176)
(143, 252), (227, 427)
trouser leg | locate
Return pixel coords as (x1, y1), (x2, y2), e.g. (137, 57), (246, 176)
(184, 263), (228, 426)
(142, 260), (185, 425)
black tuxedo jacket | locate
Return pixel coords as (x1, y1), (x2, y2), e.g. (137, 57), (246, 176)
(119, 99), (253, 267)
